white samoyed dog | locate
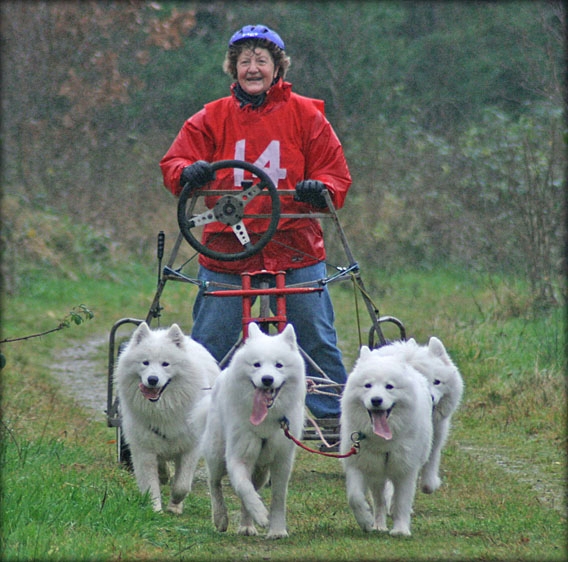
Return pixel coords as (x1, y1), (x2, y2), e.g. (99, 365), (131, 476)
(115, 322), (220, 514)
(375, 337), (464, 493)
(340, 347), (433, 536)
(203, 323), (306, 539)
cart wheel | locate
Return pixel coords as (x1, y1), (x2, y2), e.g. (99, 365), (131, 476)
(117, 424), (133, 471)
(177, 159), (280, 261)
(114, 341), (133, 469)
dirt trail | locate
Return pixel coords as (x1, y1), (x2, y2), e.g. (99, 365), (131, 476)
(460, 444), (565, 516)
(50, 335), (109, 419)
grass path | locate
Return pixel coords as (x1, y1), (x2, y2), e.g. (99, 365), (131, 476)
(2, 267), (565, 560)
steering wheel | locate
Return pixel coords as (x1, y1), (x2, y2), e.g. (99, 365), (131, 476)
(177, 160), (280, 261)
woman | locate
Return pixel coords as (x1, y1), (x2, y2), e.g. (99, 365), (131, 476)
(160, 24), (352, 418)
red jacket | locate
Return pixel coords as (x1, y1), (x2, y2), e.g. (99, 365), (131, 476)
(160, 80), (352, 273)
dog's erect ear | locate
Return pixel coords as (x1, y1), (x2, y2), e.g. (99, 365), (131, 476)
(280, 323), (297, 349)
(248, 322), (262, 339)
(407, 337), (418, 347)
(167, 323), (186, 348)
(132, 322), (151, 346)
(359, 345), (371, 359)
(428, 336), (452, 364)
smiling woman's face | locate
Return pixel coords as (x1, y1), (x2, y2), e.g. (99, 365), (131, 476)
(236, 47), (277, 96)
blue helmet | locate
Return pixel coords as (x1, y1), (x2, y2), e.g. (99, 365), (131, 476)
(229, 24), (285, 50)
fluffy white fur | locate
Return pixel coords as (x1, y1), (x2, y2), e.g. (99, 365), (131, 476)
(340, 347), (433, 536)
(203, 323), (306, 539)
(115, 322), (220, 513)
(375, 336), (464, 493)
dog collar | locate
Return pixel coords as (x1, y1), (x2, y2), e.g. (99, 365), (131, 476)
(351, 431), (366, 442)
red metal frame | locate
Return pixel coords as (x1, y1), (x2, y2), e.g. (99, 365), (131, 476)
(203, 269), (323, 338)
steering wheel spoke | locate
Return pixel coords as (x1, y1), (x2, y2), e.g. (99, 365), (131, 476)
(186, 209), (218, 228)
(237, 182), (264, 205)
(177, 160), (280, 261)
(231, 220), (251, 246)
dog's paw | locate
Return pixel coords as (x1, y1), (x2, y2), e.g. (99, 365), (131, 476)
(213, 510), (229, 532)
(353, 510), (375, 533)
(250, 505), (270, 528)
(390, 526), (411, 537)
(166, 500), (183, 515)
(266, 528), (288, 540)
(357, 521), (376, 533)
(421, 476), (441, 494)
(238, 524), (258, 536)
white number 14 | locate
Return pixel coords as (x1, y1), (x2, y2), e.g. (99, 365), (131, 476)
(234, 139), (287, 187)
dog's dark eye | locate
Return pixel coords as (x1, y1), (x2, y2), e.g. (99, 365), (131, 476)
(364, 383), (372, 388)
(385, 384), (394, 390)
(433, 379), (441, 385)
(253, 362), (261, 368)
(142, 360), (149, 366)
(275, 362), (283, 369)
(162, 362), (170, 367)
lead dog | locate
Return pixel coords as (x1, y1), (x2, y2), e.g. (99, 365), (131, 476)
(340, 347), (433, 536)
(115, 322), (220, 513)
(203, 323), (306, 538)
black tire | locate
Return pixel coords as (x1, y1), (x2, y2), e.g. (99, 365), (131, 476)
(117, 423), (133, 471)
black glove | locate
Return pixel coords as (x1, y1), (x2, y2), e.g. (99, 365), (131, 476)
(294, 179), (327, 208)
(180, 160), (214, 190)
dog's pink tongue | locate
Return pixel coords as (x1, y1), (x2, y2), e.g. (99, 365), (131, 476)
(250, 388), (271, 426)
(139, 383), (160, 400)
(371, 411), (392, 440)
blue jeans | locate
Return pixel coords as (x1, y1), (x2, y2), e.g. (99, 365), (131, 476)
(191, 262), (346, 417)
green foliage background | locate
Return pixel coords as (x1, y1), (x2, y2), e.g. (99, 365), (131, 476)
(1, 1), (565, 303)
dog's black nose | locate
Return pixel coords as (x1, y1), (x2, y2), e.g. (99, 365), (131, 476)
(261, 375), (274, 387)
(147, 375), (159, 387)
(371, 397), (383, 408)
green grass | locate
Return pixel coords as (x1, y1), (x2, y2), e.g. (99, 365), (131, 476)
(1, 260), (565, 561)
